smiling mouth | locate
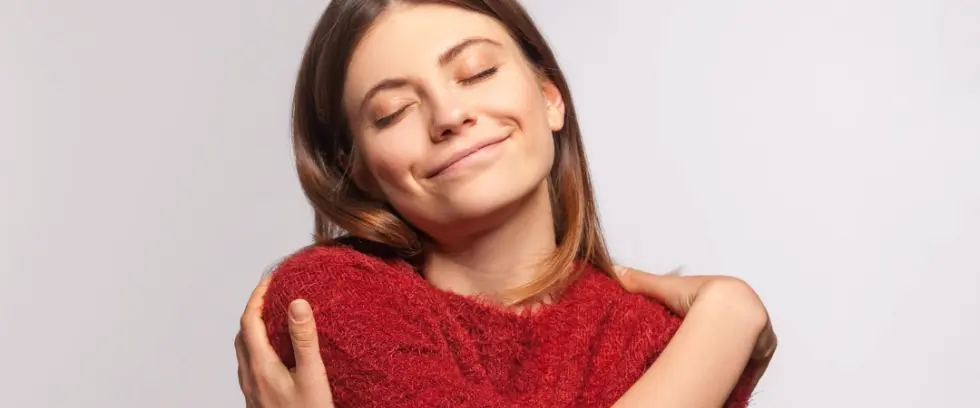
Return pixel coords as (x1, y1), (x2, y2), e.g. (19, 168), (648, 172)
(427, 136), (510, 179)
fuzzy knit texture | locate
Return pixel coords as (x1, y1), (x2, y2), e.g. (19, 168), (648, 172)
(262, 239), (756, 407)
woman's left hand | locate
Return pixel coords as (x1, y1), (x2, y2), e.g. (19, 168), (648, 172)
(613, 265), (777, 386)
(234, 275), (335, 408)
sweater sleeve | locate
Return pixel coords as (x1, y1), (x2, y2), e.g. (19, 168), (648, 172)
(261, 245), (511, 408)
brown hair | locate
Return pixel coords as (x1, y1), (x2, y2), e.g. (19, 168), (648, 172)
(291, 0), (615, 303)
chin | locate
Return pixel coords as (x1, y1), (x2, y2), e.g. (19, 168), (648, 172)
(444, 170), (534, 213)
(446, 182), (527, 217)
(401, 168), (549, 239)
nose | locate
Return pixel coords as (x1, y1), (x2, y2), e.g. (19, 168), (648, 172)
(428, 88), (476, 142)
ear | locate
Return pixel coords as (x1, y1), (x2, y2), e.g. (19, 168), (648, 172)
(540, 77), (565, 132)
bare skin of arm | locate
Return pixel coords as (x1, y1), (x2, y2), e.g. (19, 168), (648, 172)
(612, 268), (777, 407)
(235, 267), (776, 408)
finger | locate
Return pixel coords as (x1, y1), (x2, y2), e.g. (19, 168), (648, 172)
(241, 274), (281, 369)
(235, 332), (254, 399)
(287, 299), (331, 397)
(745, 354), (771, 390)
(614, 264), (683, 279)
(616, 266), (700, 316)
(752, 321), (778, 360)
(241, 273), (271, 324)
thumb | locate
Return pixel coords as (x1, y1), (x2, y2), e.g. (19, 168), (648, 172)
(614, 265), (695, 317)
(613, 265), (644, 294)
(287, 299), (327, 380)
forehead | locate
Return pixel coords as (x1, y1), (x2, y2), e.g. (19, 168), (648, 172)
(345, 4), (516, 96)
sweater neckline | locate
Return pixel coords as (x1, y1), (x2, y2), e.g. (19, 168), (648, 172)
(409, 263), (601, 322)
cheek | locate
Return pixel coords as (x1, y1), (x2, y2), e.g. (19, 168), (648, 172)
(358, 133), (426, 195)
(481, 74), (556, 186)
(507, 78), (555, 155)
(479, 68), (552, 132)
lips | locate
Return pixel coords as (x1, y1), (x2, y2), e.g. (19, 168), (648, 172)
(426, 135), (510, 178)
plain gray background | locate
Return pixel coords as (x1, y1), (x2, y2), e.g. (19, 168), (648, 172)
(2, 0), (978, 407)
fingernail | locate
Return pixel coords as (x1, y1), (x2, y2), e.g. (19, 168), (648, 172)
(289, 299), (312, 322)
(613, 265), (628, 277)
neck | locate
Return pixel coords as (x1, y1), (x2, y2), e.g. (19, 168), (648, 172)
(423, 182), (555, 301)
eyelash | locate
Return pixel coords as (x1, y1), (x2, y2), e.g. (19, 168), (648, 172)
(460, 66), (499, 85)
(374, 105), (408, 128)
(373, 66), (499, 129)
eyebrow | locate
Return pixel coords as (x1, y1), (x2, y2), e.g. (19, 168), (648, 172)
(437, 37), (501, 66)
(358, 37), (503, 113)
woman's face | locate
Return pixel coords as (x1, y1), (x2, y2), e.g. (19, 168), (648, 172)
(343, 3), (565, 241)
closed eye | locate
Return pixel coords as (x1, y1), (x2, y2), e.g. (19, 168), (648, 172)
(373, 67), (497, 128)
(460, 66), (498, 85)
(374, 105), (410, 128)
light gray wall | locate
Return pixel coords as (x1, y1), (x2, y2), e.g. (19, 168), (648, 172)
(2, 1), (977, 407)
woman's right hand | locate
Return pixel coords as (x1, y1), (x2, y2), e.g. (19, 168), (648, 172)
(614, 265), (777, 388)
(234, 274), (334, 408)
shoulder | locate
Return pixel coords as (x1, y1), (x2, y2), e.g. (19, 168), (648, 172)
(576, 267), (682, 342)
(263, 239), (417, 311)
(575, 267), (672, 312)
(274, 236), (408, 277)
(260, 239), (436, 367)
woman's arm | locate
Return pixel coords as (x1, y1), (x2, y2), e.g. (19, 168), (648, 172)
(235, 264), (774, 408)
(259, 246), (513, 408)
(612, 268), (776, 407)
(236, 276), (335, 408)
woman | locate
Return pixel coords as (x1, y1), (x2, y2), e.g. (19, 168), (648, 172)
(235, 0), (777, 407)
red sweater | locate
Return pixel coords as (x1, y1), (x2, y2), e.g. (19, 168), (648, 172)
(262, 240), (755, 407)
